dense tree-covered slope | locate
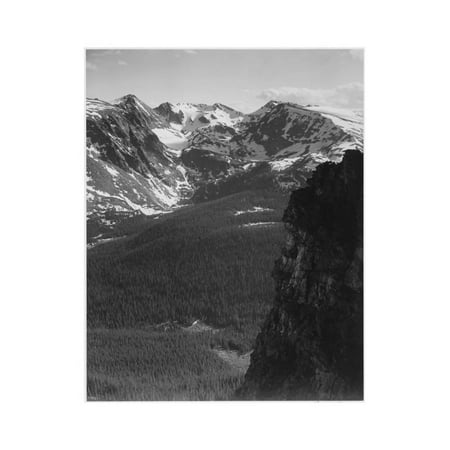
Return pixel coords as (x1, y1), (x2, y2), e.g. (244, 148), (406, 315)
(88, 189), (288, 338)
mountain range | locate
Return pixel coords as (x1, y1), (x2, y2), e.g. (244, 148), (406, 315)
(86, 94), (363, 242)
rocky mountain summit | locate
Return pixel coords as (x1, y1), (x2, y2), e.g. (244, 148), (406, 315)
(86, 97), (191, 220)
(237, 151), (363, 400)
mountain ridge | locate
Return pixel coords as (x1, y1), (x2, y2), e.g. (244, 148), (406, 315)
(86, 94), (363, 243)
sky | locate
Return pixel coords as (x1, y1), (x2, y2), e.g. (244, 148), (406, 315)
(86, 49), (363, 113)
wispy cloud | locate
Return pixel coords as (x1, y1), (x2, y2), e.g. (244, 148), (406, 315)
(184, 49), (198, 55)
(257, 82), (363, 108)
(86, 61), (98, 71)
(118, 60), (128, 66)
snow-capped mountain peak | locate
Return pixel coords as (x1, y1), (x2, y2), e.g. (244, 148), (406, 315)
(155, 101), (244, 133)
(86, 94), (363, 240)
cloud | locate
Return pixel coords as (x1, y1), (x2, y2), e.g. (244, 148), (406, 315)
(86, 61), (98, 71)
(184, 49), (198, 55)
(118, 60), (128, 66)
(257, 82), (363, 108)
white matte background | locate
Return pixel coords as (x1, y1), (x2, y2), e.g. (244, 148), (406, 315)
(1, 1), (449, 449)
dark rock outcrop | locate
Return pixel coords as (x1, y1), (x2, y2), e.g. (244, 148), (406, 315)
(154, 102), (185, 125)
(237, 150), (363, 400)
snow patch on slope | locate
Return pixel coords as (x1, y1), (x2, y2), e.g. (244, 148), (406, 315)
(269, 157), (302, 171)
(304, 106), (363, 140)
(152, 127), (189, 151)
(234, 206), (274, 215)
(170, 103), (243, 132)
(241, 222), (279, 228)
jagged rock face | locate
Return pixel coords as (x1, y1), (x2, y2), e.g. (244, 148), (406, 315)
(154, 102), (185, 125)
(86, 97), (192, 227)
(237, 151), (363, 400)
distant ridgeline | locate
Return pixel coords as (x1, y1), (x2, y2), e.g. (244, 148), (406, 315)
(237, 151), (363, 400)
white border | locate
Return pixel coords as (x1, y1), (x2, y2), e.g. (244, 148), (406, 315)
(2, 1), (450, 449)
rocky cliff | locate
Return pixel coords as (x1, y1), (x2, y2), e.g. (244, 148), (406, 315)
(237, 150), (363, 400)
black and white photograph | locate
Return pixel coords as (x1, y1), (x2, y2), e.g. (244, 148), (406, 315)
(3, 0), (450, 448)
(86, 49), (364, 400)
